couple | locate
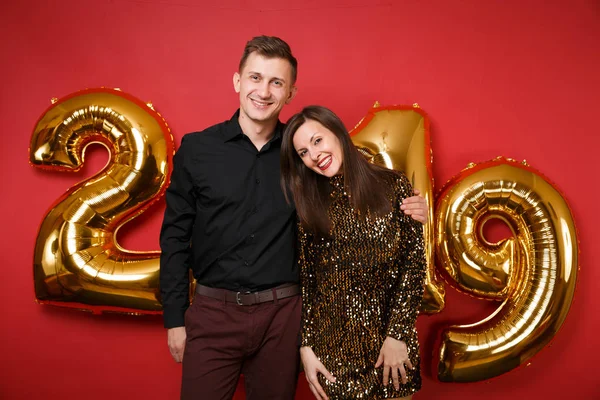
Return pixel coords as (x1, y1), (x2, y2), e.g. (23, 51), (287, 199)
(160, 36), (427, 400)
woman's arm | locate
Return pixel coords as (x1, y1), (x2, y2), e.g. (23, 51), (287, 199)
(298, 223), (335, 399)
(298, 222), (317, 348)
(386, 173), (427, 343)
(377, 174), (427, 390)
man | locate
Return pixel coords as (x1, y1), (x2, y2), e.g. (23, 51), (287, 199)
(159, 36), (428, 400)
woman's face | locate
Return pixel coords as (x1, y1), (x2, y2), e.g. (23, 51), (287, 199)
(292, 119), (343, 177)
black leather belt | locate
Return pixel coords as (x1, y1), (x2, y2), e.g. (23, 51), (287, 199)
(195, 283), (300, 306)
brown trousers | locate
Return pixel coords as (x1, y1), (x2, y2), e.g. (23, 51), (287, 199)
(181, 293), (302, 400)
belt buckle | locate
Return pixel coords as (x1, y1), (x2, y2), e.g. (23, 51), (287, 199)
(236, 291), (251, 305)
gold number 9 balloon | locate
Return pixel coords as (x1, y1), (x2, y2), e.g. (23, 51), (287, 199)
(29, 88), (174, 314)
(434, 157), (578, 381)
(350, 103), (445, 314)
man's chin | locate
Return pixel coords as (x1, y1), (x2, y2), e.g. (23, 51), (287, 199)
(248, 111), (277, 123)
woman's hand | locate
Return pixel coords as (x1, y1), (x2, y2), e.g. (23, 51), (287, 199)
(300, 346), (336, 400)
(375, 336), (413, 391)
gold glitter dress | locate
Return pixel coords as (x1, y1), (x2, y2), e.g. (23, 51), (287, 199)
(299, 173), (426, 399)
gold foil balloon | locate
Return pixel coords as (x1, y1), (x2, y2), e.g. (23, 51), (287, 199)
(30, 88), (174, 314)
(350, 103), (445, 314)
(434, 157), (578, 382)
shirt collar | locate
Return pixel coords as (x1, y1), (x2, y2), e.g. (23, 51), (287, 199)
(223, 109), (284, 144)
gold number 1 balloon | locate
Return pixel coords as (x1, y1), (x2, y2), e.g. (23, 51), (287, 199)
(434, 157), (578, 381)
(30, 88), (174, 314)
(350, 103), (445, 314)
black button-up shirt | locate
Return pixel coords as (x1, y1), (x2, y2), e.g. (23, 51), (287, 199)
(159, 110), (298, 328)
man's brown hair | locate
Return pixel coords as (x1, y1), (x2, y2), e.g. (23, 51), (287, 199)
(239, 36), (298, 84)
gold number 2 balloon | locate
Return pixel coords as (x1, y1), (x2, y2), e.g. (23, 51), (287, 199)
(29, 88), (174, 314)
(434, 157), (578, 381)
(350, 103), (445, 314)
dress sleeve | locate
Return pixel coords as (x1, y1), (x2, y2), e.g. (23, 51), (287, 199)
(298, 222), (318, 348)
(386, 173), (427, 342)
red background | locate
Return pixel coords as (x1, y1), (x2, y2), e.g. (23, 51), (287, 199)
(1, 0), (598, 399)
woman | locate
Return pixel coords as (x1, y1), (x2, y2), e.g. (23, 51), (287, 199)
(280, 106), (426, 400)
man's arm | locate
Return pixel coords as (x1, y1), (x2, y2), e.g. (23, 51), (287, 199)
(159, 136), (196, 362)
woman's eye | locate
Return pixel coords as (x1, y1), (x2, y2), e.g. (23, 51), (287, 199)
(314, 138), (321, 145)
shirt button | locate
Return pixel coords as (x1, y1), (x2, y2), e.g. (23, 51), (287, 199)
(250, 234), (255, 239)
(244, 261), (250, 266)
(256, 179), (260, 184)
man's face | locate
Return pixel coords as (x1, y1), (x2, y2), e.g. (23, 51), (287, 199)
(233, 53), (297, 126)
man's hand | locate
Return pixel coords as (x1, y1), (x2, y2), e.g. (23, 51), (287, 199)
(168, 326), (186, 363)
(401, 189), (428, 224)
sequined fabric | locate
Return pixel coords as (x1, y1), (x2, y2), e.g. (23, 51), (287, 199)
(299, 173), (426, 399)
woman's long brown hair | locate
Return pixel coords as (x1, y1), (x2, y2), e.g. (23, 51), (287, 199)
(280, 105), (398, 236)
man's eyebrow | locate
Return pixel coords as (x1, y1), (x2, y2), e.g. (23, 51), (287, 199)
(246, 71), (287, 83)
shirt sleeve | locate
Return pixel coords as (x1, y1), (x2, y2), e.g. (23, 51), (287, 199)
(298, 222), (318, 348)
(386, 173), (427, 342)
(159, 135), (196, 329)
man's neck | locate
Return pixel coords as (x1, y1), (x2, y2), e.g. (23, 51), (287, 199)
(238, 113), (278, 151)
